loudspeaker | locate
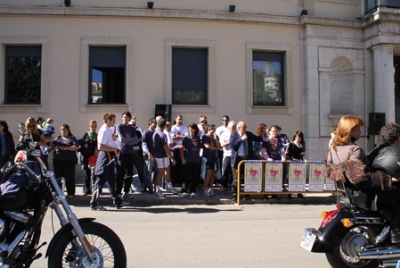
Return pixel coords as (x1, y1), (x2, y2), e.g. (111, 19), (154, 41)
(368, 112), (385, 135)
(155, 104), (172, 122)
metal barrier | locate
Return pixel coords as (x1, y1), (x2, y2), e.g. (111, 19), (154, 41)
(235, 160), (335, 205)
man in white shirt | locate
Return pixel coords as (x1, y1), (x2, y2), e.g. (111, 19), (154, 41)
(220, 121), (235, 189)
(215, 115), (230, 184)
(90, 112), (128, 211)
(170, 114), (188, 184)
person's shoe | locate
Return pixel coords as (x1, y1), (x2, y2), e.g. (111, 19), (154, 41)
(391, 229), (400, 243)
(122, 192), (134, 199)
(297, 193), (304, 198)
(67, 195), (74, 201)
(190, 192), (196, 198)
(115, 201), (130, 209)
(154, 191), (165, 197)
(203, 189), (210, 197)
(182, 192), (189, 197)
(166, 185), (178, 194)
(148, 189), (154, 194)
(83, 190), (92, 196)
(209, 189), (215, 196)
(91, 205), (107, 211)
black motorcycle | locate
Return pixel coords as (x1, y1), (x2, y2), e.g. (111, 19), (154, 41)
(301, 146), (400, 268)
(0, 123), (127, 267)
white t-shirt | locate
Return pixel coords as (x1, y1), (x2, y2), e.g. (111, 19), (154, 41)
(216, 125), (228, 151)
(220, 131), (232, 157)
(216, 125), (228, 139)
(97, 124), (120, 149)
(170, 124), (188, 148)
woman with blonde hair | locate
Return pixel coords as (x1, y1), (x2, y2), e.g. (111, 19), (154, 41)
(328, 115), (400, 244)
(328, 115), (383, 219)
(20, 117), (47, 146)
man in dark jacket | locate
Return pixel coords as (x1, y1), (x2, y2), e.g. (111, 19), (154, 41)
(229, 121), (263, 192)
(367, 122), (400, 243)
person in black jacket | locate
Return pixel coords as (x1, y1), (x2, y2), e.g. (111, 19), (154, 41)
(367, 122), (400, 243)
(0, 120), (16, 167)
(80, 120), (98, 195)
(229, 121), (263, 192)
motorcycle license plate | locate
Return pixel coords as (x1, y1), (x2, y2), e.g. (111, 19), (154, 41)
(300, 231), (316, 252)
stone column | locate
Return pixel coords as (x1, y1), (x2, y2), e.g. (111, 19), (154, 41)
(372, 44), (395, 123)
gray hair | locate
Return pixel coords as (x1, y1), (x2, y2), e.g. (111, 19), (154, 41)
(227, 121), (236, 128)
(380, 123), (400, 144)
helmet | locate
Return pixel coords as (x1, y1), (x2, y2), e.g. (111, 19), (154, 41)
(372, 145), (400, 177)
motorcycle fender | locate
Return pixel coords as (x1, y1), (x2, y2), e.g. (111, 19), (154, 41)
(311, 211), (351, 253)
(45, 218), (95, 258)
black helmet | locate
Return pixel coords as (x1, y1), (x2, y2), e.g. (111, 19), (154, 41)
(372, 145), (400, 177)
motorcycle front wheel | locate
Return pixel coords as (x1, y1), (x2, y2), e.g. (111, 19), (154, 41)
(47, 221), (127, 268)
(326, 226), (379, 268)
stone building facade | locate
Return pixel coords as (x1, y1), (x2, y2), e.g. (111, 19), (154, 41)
(0, 0), (399, 160)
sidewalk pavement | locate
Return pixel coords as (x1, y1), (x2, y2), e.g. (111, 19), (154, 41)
(70, 165), (336, 208)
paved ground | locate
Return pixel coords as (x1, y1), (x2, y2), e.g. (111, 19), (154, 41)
(71, 185), (337, 207)
(71, 165), (336, 208)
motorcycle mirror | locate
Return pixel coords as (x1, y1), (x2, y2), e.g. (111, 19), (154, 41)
(0, 161), (12, 173)
(18, 122), (26, 136)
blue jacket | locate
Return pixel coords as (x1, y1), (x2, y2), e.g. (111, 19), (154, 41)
(229, 130), (262, 168)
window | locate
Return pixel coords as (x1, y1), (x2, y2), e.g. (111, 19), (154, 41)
(253, 51), (284, 106)
(88, 46), (125, 104)
(5, 46), (41, 104)
(172, 48), (208, 105)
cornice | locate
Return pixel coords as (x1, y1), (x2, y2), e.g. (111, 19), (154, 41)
(0, 5), (363, 29)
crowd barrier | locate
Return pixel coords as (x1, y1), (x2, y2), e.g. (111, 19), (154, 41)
(235, 160), (336, 205)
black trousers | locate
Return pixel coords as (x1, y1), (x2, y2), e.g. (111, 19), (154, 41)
(181, 161), (200, 193)
(377, 186), (400, 230)
(221, 155), (232, 187)
(53, 159), (77, 196)
(171, 148), (183, 184)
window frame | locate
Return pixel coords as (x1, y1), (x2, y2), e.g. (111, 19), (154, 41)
(246, 42), (293, 115)
(80, 37), (132, 113)
(165, 38), (216, 114)
(5, 45), (42, 105)
(0, 37), (49, 114)
(88, 46), (126, 105)
(171, 47), (208, 105)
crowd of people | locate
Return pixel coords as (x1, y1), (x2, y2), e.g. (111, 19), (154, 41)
(1, 113), (308, 210)
(5, 112), (400, 244)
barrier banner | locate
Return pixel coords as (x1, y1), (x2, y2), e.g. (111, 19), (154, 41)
(288, 162), (307, 191)
(325, 177), (336, 191)
(264, 162), (283, 192)
(308, 163), (325, 191)
(244, 162), (262, 192)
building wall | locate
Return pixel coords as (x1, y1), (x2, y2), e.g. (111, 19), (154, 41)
(1, 2), (400, 161)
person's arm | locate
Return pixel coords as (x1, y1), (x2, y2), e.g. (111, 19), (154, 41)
(180, 139), (187, 164)
(163, 144), (176, 165)
(220, 133), (230, 148)
(230, 133), (243, 151)
(35, 133), (47, 147)
(98, 143), (118, 155)
(280, 146), (286, 161)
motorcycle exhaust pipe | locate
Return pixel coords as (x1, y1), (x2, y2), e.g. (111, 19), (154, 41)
(359, 247), (400, 260)
(380, 258), (400, 267)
